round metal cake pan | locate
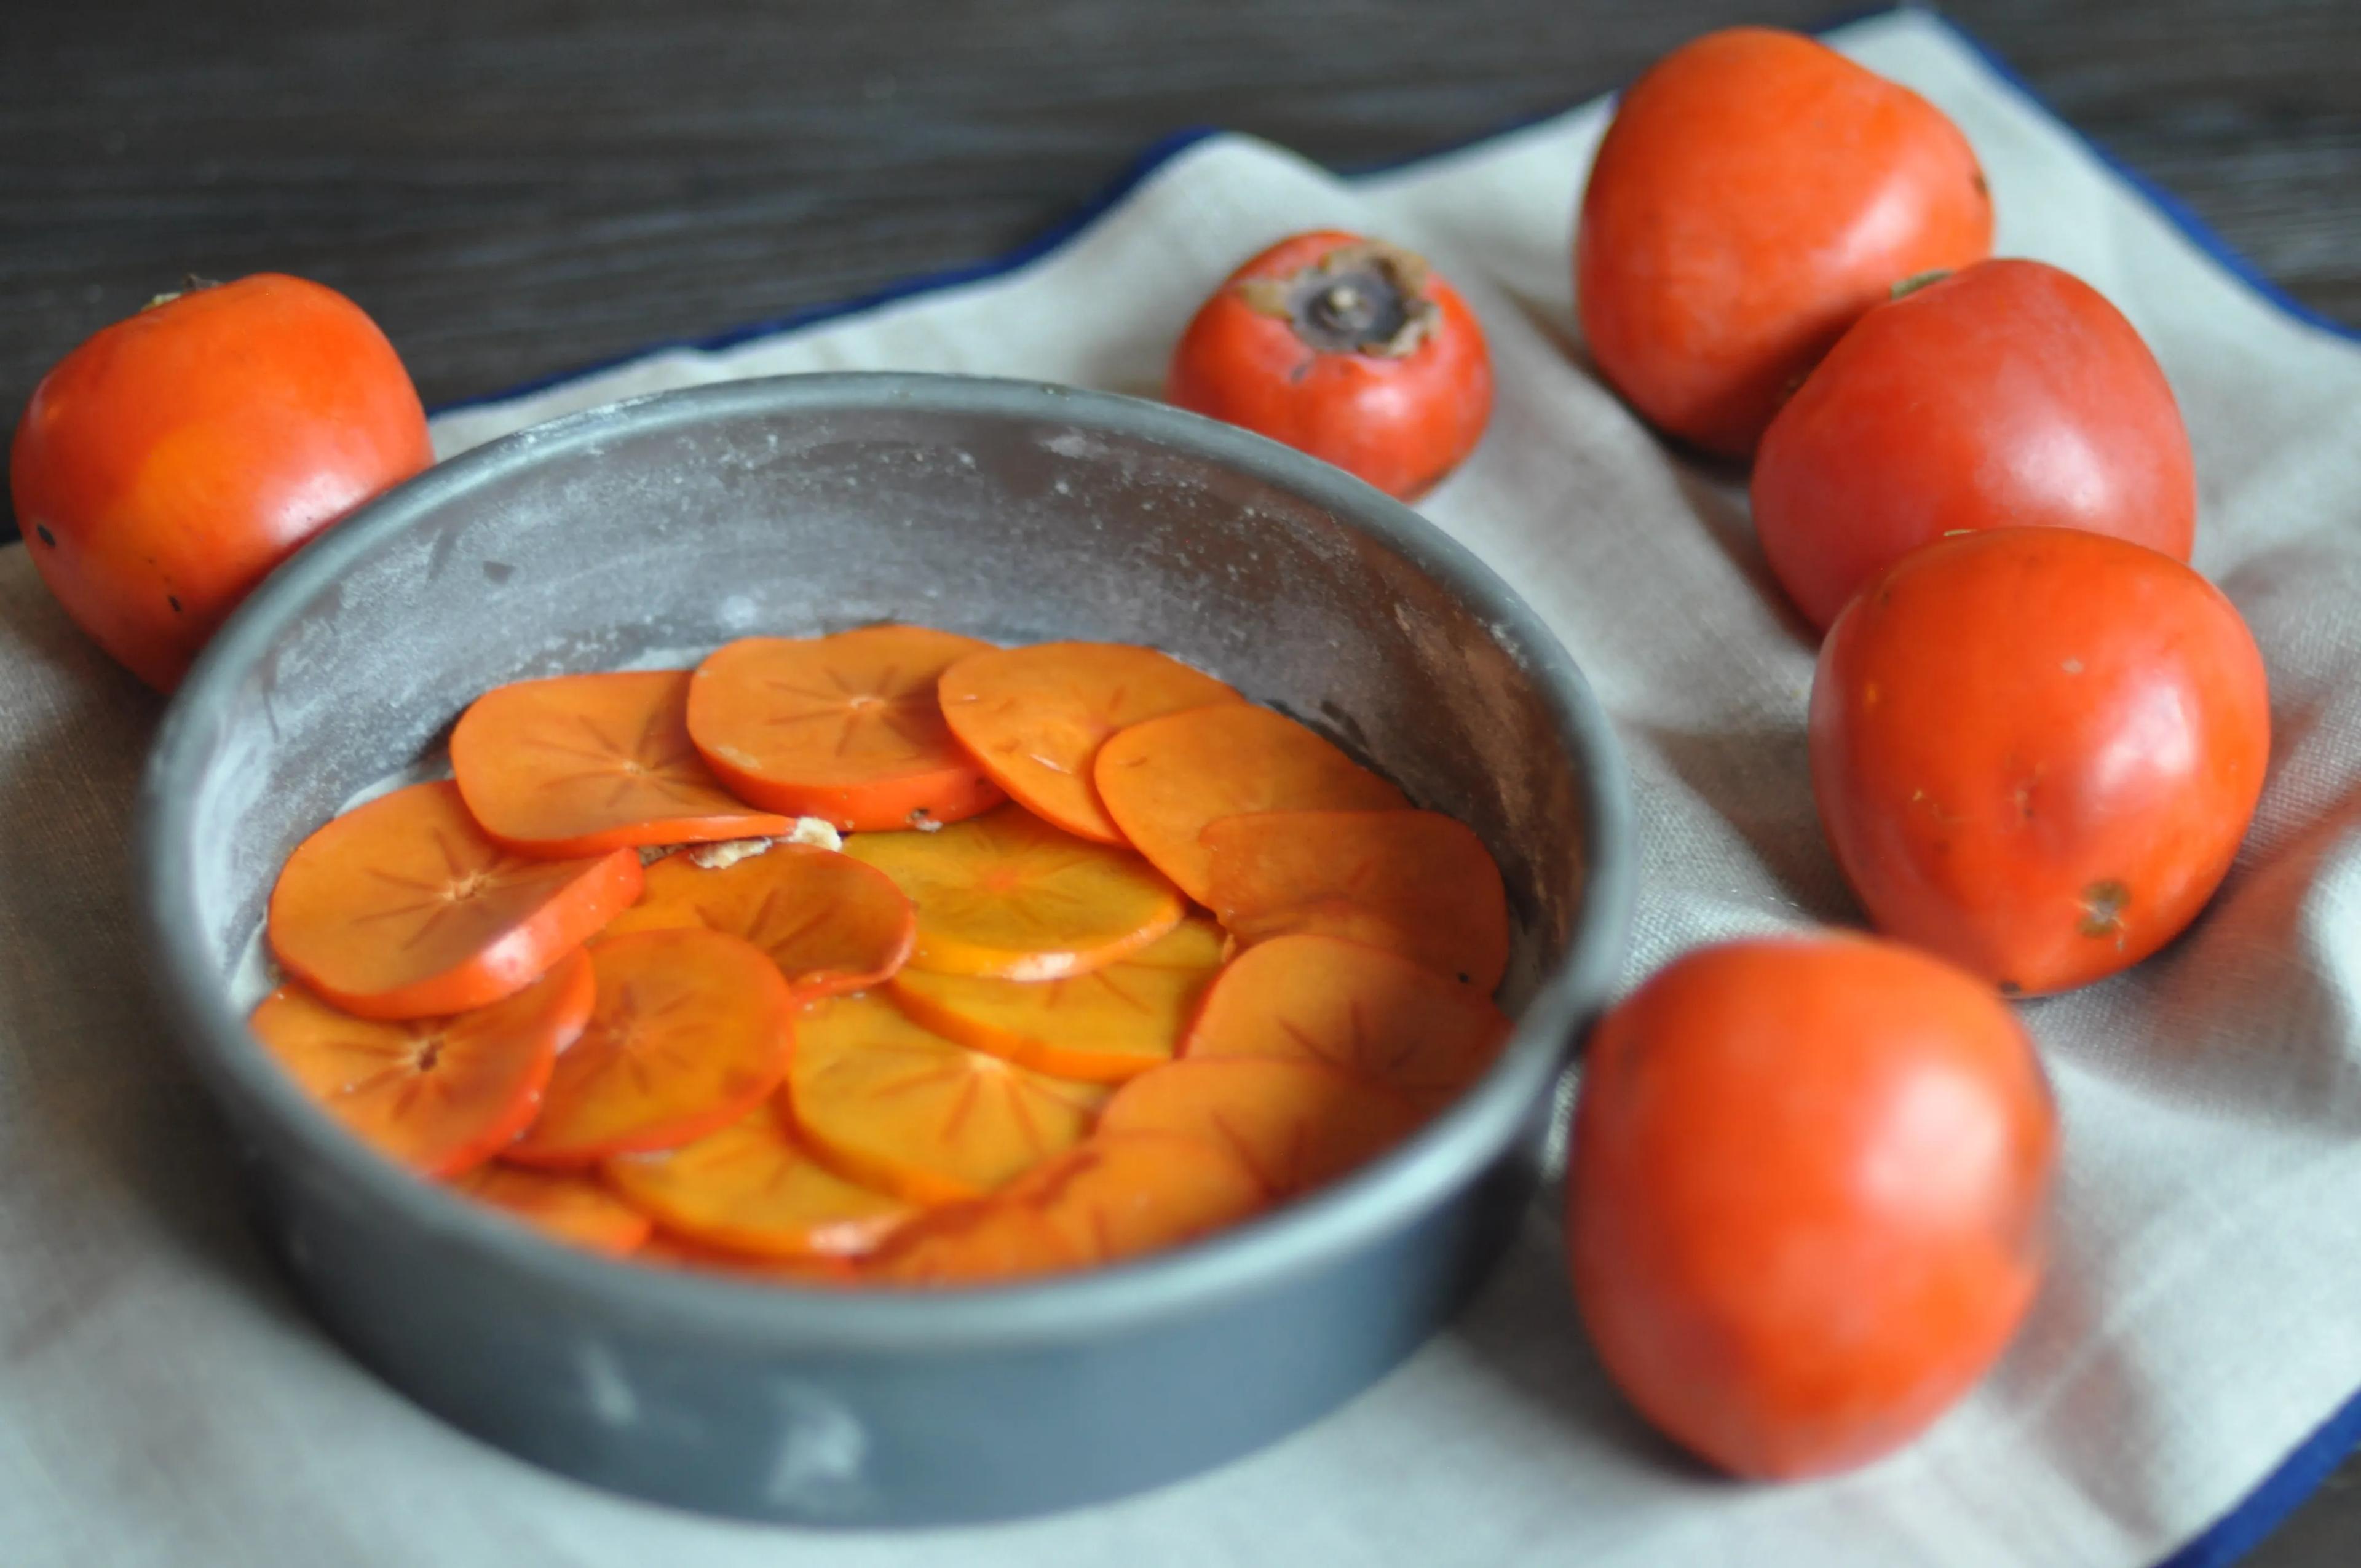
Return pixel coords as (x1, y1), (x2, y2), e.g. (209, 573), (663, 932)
(135, 371), (1634, 1525)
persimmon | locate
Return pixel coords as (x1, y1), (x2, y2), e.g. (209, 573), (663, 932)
(1167, 231), (1494, 500)
(1755, 259), (2198, 631)
(786, 993), (1108, 1204)
(1098, 1056), (1420, 1200)
(599, 841), (915, 999)
(686, 625), (1004, 831)
(248, 950), (592, 1176)
(889, 917), (1225, 1082)
(866, 1132), (1267, 1286)
(1811, 528), (2271, 994)
(505, 927), (797, 1166)
(449, 1163), (653, 1256)
(1577, 28), (1992, 456)
(266, 780), (643, 1020)
(843, 805), (1184, 980)
(10, 273), (433, 690)
(1567, 935), (2057, 1479)
(936, 641), (1241, 842)
(604, 1106), (910, 1259)
(450, 669), (791, 855)
(1094, 703), (1406, 904)
(633, 1230), (864, 1285)
(1202, 807), (1509, 991)
(1183, 933), (1511, 1111)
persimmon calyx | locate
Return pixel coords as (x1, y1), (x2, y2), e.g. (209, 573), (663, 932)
(1235, 240), (1441, 358)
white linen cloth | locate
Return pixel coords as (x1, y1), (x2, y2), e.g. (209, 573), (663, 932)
(6, 9), (2360, 1564)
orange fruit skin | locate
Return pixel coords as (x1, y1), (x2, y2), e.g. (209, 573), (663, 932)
(1567, 935), (2057, 1479)
(1577, 28), (1992, 456)
(1810, 528), (2270, 995)
(267, 780), (643, 1021)
(10, 273), (432, 690)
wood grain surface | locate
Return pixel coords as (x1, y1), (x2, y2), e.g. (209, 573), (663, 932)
(3, 1), (2359, 1559)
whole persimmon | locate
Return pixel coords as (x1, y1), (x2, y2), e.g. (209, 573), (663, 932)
(10, 274), (432, 690)
(1567, 933), (2057, 1480)
(1168, 231), (1492, 500)
(1811, 529), (2270, 995)
(1576, 28), (1992, 456)
(1755, 259), (2196, 631)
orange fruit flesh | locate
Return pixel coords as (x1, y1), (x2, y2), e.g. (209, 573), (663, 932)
(603, 1105), (911, 1259)
(600, 842), (916, 999)
(451, 1162), (653, 1256)
(1099, 1055), (1422, 1200)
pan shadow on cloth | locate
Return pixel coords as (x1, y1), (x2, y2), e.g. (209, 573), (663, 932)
(0, 613), (295, 1370)
(1631, 719), (1856, 922)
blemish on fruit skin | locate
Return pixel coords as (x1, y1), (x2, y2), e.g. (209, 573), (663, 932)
(167, 595), (183, 613)
(2062, 658), (2084, 675)
(34, 524), (56, 547)
(1998, 978), (2023, 997)
(2078, 879), (2130, 944)
(1863, 681), (1881, 709)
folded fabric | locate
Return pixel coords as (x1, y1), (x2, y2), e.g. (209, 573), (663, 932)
(4, 9), (2358, 1566)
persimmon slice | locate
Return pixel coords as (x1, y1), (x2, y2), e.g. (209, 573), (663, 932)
(860, 1196), (1074, 1286)
(633, 1229), (863, 1285)
(248, 949), (593, 1176)
(1093, 704), (1407, 903)
(505, 927), (796, 1166)
(604, 1106), (911, 1259)
(451, 670), (793, 857)
(686, 625), (1005, 831)
(937, 642), (1242, 843)
(844, 806), (1184, 980)
(1203, 809), (1511, 992)
(1098, 1056), (1420, 1199)
(786, 992), (1109, 1203)
(599, 842), (916, 999)
(450, 1163), (652, 1256)
(889, 917), (1225, 1081)
(1018, 1132), (1267, 1264)
(1184, 933), (1513, 1111)
(267, 780), (643, 1020)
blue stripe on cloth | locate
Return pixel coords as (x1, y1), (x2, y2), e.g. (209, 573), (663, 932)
(438, 14), (2355, 1561)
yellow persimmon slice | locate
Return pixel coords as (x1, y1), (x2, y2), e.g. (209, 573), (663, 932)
(1098, 1056), (1421, 1200)
(599, 842), (916, 999)
(786, 992), (1108, 1204)
(1183, 933), (1513, 1112)
(631, 1229), (863, 1285)
(505, 927), (796, 1166)
(248, 949), (593, 1176)
(451, 669), (793, 857)
(888, 917), (1225, 1081)
(686, 625), (1005, 831)
(858, 1197), (1075, 1287)
(449, 1163), (652, 1256)
(1202, 807), (1511, 992)
(603, 1106), (911, 1260)
(1093, 704), (1406, 904)
(844, 805), (1184, 980)
(937, 642), (1242, 843)
(267, 780), (643, 1020)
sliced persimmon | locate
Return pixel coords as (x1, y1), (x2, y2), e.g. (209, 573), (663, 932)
(786, 992), (1109, 1204)
(449, 1163), (652, 1257)
(267, 780), (642, 1020)
(1093, 704), (1407, 903)
(633, 1229), (863, 1285)
(889, 917), (1225, 1081)
(603, 1106), (911, 1260)
(937, 642), (1242, 843)
(686, 625), (1005, 831)
(451, 669), (793, 857)
(1098, 1056), (1421, 1200)
(1203, 809), (1511, 992)
(1184, 933), (1513, 1111)
(505, 927), (796, 1166)
(598, 842), (915, 999)
(860, 1195), (1076, 1286)
(248, 949), (593, 1176)
(843, 805), (1184, 980)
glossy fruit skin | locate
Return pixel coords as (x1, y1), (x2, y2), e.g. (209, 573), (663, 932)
(1755, 259), (2197, 631)
(1567, 934), (2057, 1480)
(1812, 529), (2270, 994)
(10, 274), (432, 689)
(1168, 230), (1493, 500)
(1576, 28), (1992, 456)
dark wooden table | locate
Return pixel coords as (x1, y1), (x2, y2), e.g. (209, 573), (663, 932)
(4, 1), (2357, 1561)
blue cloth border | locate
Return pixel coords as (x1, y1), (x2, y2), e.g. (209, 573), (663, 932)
(430, 10), (2361, 1565)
